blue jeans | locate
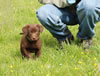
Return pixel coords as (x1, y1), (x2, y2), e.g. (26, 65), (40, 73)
(36, 0), (100, 40)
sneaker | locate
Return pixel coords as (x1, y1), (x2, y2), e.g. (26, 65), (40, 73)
(81, 38), (93, 49)
(57, 35), (74, 49)
(57, 39), (67, 49)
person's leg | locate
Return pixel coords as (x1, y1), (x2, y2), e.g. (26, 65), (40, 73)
(36, 4), (78, 41)
(77, 0), (100, 39)
(76, 0), (100, 49)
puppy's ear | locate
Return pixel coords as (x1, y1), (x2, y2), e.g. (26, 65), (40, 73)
(36, 24), (43, 33)
(22, 25), (30, 34)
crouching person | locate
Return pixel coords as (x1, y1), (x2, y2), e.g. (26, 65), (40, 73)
(36, 0), (100, 49)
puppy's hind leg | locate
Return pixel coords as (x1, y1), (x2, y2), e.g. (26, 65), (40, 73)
(22, 49), (33, 59)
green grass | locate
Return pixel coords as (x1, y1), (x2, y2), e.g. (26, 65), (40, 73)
(0, 0), (100, 76)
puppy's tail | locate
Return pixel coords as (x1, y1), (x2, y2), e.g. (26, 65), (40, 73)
(20, 33), (24, 35)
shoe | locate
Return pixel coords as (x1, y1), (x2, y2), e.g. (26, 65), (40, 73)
(67, 35), (74, 44)
(81, 38), (93, 49)
(57, 35), (74, 49)
(57, 39), (66, 49)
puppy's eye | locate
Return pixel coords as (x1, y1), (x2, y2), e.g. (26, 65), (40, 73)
(31, 31), (33, 33)
(34, 31), (38, 34)
(30, 30), (34, 33)
(35, 30), (39, 33)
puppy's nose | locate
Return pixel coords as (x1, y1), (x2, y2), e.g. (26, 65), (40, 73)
(32, 38), (36, 40)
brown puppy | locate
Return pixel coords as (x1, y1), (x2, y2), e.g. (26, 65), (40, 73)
(20, 24), (43, 59)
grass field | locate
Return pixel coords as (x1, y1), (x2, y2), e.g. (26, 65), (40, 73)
(0, 0), (100, 76)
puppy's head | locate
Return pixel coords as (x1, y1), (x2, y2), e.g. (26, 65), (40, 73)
(21, 24), (43, 41)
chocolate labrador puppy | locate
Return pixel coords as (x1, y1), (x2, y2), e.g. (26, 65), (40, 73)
(20, 24), (43, 59)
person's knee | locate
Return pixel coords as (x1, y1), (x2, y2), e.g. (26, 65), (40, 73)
(84, 3), (95, 14)
(36, 7), (48, 22)
(77, 0), (96, 15)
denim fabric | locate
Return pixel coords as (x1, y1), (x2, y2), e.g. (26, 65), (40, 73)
(36, 0), (100, 40)
(76, 0), (100, 39)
